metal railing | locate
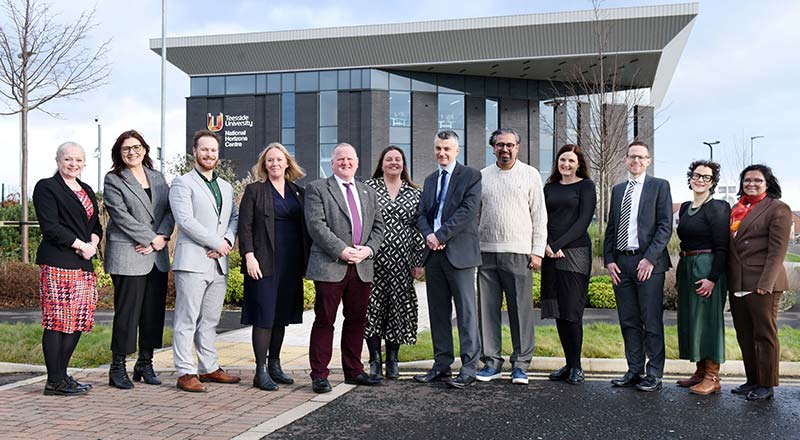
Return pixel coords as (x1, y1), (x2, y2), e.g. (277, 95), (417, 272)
(0, 221), (39, 228)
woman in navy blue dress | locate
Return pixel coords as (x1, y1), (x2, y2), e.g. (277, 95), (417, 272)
(238, 143), (310, 391)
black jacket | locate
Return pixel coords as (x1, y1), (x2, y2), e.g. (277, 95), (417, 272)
(33, 174), (103, 272)
(238, 180), (311, 278)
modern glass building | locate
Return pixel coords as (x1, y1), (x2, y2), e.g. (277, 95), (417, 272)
(151, 3), (697, 181)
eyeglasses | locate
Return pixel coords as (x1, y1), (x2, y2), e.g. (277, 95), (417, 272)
(121, 144), (143, 154)
(690, 173), (713, 183)
(494, 142), (517, 150)
(626, 154), (650, 161)
(743, 178), (765, 185)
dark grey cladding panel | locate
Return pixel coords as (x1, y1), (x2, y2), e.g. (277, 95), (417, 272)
(411, 92), (438, 182)
(634, 105), (655, 175)
(465, 95), (486, 169)
(160, 15), (695, 75)
(528, 102), (540, 170)
(337, 91), (362, 149)
(186, 98), (208, 155)
(264, 94), (281, 149)
(295, 93), (319, 181)
(219, 96), (257, 178)
(365, 90), (389, 180)
(499, 98), (530, 164)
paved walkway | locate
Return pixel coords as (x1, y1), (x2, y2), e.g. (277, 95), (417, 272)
(2, 281), (800, 439)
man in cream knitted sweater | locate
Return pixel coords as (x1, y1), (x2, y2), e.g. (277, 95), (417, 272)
(476, 128), (547, 385)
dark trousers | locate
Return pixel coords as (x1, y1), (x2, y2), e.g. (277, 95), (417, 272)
(426, 251), (481, 377)
(110, 266), (168, 355)
(309, 266), (371, 380)
(613, 254), (666, 377)
(729, 291), (781, 387)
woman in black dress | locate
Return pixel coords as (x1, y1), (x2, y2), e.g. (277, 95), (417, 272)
(542, 144), (596, 385)
(675, 160), (729, 395)
(238, 142), (310, 391)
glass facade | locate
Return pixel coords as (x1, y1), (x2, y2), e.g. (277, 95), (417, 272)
(438, 93), (465, 164)
(319, 91), (338, 178)
(190, 69), (564, 181)
(389, 91), (412, 173)
(281, 93), (295, 156)
(485, 98), (498, 166)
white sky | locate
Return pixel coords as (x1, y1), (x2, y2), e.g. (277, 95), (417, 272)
(0, 0), (797, 209)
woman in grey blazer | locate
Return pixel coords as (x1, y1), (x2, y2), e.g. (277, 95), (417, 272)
(103, 130), (174, 389)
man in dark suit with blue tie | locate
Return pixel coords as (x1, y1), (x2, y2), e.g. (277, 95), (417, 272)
(603, 141), (673, 392)
(414, 130), (482, 389)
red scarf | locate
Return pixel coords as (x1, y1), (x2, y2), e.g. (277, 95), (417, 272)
(730, 193), (768, 237)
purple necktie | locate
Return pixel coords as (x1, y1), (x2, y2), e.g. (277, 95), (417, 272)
(344, 183), (362, 245)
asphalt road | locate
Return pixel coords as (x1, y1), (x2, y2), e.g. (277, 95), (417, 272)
(269, 376), (800, 440)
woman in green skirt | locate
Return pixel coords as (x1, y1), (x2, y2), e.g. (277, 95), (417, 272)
(675, 160), (730, 395)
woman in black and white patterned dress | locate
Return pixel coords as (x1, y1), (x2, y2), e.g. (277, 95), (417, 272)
(364, 146), (425, 380)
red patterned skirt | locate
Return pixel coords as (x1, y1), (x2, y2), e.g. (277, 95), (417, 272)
(39, 265), (98, 333)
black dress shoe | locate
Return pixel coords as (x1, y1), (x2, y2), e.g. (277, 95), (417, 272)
(566, 368), (584, 385)
(43, 379), (88, 396)
(635, 375), (662, 392)
(413, 368), (452, 383)
(312, 378), (332, 394)
(611, 371), (644, 387)
(447, 374), (475, 389)
(745, 386), (774, 401)
(549, 365), (570, 382)
(344, 373), (382, 386)
(731, 382), (758, 395)
(67, 376), (92, 391)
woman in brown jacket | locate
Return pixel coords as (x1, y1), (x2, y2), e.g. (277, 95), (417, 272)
(728, 164), (792, 401)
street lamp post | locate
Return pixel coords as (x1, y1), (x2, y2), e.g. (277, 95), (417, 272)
(95, 117), (101, 191)
(750, 135), (764, 164)
(702, 140), (720, 161)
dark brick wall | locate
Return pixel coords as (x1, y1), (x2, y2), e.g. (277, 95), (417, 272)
(411, 92), (438, 181)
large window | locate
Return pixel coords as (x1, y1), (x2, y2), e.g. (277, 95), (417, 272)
(281, 93), (295, 156)
(225, 75), (255, 94)
(485, 98), (499, 166)
(389, 91), (412, 173)
(438, 93), (465, 164)
(319, 91), (338, 178)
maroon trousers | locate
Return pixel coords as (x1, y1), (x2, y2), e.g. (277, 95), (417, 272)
(309, 266), (372, 380)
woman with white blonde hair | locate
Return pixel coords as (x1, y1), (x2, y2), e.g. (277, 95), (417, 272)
(33, 141), (102, 396)
(238, 143), (311, 390)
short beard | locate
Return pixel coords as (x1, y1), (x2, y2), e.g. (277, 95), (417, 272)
(197, 158), (218, 172)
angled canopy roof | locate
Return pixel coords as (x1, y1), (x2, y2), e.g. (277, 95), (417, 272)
(150, 3), (698, 107)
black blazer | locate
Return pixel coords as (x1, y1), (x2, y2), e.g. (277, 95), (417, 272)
(417, 162), (482, 269)
(238, 180), (311, 278)
(603, 174), (673, 273)
(33, 174), (103, 272)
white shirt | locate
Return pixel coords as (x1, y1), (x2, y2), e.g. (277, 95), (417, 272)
(623, 172), (646, 250)
(433, 161), (456, 232)
(334, 174), (363, 235)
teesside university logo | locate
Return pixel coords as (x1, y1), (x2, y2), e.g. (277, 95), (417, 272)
(207, 113), (224, 132)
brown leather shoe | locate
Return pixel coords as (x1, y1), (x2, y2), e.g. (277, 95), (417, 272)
(199, 368), (241, 384)
(176, 374), (207, 393)
(676, 361), (705, 387)
(690, 360), (721, 395)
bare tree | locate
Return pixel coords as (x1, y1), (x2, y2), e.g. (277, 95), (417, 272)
(542, 0), (651, 234)
(0, 0), (110, 263)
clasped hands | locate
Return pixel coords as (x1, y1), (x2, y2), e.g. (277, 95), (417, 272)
(135, 235), (169, 255)
(426, 234), (445, 251)
(339, 245), (372, 264)
(206, 240), (233, 260)
(74, 241), (97, 260)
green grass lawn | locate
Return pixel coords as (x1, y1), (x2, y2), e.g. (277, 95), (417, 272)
(0, 323), (173, 368)
(399, 323), (800, 362)
(786, 253), (800, 263)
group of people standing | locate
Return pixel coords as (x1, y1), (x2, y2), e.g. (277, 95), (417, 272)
(32, 126), (791, 402)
